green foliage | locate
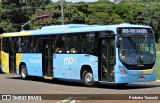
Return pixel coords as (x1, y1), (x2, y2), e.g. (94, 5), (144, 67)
(0, 20), (17, 32)
(0, 0), (51, 31)
(87, 12), (109, 24)
(0, 0), (160, 40)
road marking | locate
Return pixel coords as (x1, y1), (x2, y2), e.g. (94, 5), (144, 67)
(57, 97), (76, 103)
(13, 75), (20, 77)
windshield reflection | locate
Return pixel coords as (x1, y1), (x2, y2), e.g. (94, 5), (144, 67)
(119, 36), (156, 65)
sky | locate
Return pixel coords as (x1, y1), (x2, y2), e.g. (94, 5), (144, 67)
(51, 0), (98, 2)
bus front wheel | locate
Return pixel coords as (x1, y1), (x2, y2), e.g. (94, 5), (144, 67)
(20, 65), (28, 80)
(82, 70), (95, 87)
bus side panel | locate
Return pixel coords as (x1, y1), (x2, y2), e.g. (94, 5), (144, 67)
(1, 51), (9, 73)
(16, 53), (23, 74)
(16, 53), (43, 76)
(53, 54), (80, 79)
(79, 54), (98, 81)
(53, 54), (98, 81)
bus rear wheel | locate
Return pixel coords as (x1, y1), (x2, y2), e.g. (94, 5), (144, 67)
(82, 70), (95, 87)
(20, 65), (28, 80)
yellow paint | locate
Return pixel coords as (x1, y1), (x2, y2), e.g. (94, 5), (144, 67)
(0, 40), (1, 64)
(141, 67), (156, 75)
(1, 51), (9, 73)
(0, 51), (1, 62)
(2, 32), (30, 37)
(44, 76), (53, 80)
(0, 51), (1, 67)
(16, 53), (22, 71)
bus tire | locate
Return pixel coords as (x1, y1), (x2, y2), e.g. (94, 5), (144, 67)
(82, 70), (95, 87)
(20, 65), (28, 80)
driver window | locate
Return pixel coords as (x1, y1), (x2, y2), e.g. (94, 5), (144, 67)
(120, 38), (128, 56)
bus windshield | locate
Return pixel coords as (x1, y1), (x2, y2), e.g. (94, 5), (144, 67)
(119, 35), (156, 68)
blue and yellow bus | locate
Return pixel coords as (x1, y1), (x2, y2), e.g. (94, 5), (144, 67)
(0, 23), (157, 86)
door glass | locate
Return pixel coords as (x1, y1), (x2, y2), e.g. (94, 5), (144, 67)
(43, 40), (54, 77)
(101, 37), (115, 81)
(9, 41), (16, 73)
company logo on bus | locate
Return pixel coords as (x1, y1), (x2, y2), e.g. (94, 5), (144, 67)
(64, 57), (76, 65)
(29, 59), (41, 64)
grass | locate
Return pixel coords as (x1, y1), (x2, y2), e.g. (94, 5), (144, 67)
(156, 41), (160, 80)
(157, 53), (160, 80)
(156, 43), (160, 52)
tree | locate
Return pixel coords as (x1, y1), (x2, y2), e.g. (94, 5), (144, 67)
(0, 0), (51, 31)
(86, 2), (114, 24)
(0, 0), (160, 41)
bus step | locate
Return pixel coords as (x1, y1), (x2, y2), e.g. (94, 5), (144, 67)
(44, 76), (53, 80)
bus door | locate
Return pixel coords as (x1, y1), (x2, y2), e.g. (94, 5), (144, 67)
(9, 39), (16, 73)
(42, 39), (54, 77)
(99, 37), (115, 82)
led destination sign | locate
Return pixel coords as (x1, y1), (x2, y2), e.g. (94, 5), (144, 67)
(117, 28), (152, 35)
(122, 29), (147, 34)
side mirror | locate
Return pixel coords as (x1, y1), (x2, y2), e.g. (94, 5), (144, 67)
(116, 35), (120, 48)
(116, 39), (120, 48)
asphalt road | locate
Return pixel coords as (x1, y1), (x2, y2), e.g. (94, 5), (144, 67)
(0, 73), (160, 103)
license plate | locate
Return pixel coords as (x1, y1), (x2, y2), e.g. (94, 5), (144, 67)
(138, 76), (144, 80)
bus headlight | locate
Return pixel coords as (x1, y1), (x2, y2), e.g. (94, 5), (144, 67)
(153, 66), (157, 72)
(118, 66), (128, 75)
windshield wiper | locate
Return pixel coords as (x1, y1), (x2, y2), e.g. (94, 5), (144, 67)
(143, 35), (148, 50)
(127, 36), (138, 53)
(127, 36), (144, 65)
(137, 35), (147, 66)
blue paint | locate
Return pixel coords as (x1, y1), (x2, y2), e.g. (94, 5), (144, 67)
(53, 54), (98, 81)
(53, 54), (56, 59)
(15, 24), (156, 84)
(131, 57), (136, 63)
(17, 54), (43, 76)
(115, 72), (156, 83)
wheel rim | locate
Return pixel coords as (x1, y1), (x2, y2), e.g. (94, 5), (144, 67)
(85, 72), (93, 83)
(21, 67), (26, 78)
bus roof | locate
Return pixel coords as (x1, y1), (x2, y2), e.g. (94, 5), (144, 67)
(1, 23), (152, 37)
(41, 24), (90, 30)
(107, 23), (151, 29)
